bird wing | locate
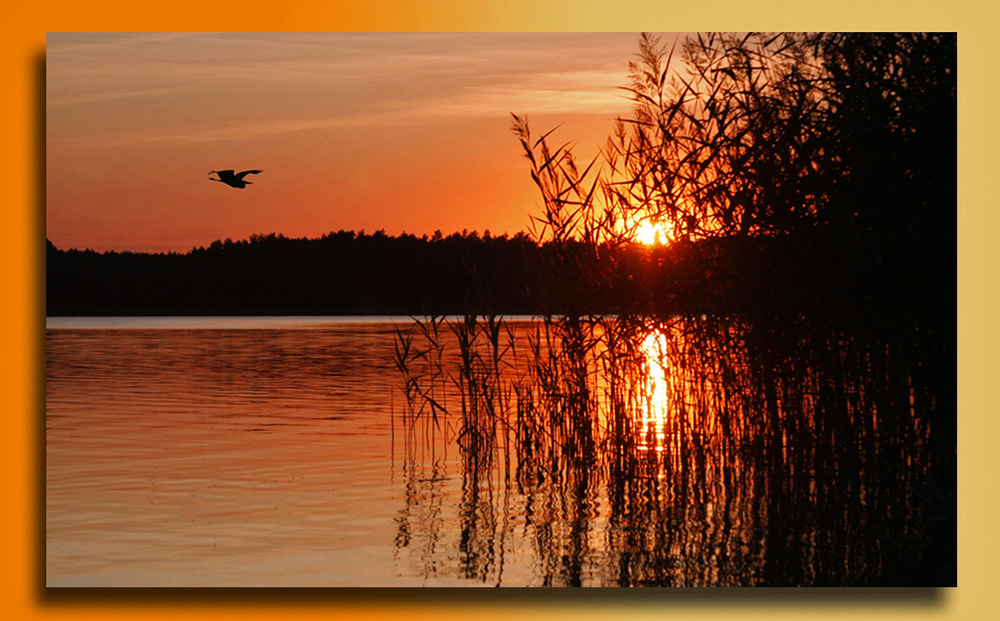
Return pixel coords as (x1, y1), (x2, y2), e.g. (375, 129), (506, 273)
(235, 169), (263, 180)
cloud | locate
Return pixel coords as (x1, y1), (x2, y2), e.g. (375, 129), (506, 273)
(46, 33), (645, 152)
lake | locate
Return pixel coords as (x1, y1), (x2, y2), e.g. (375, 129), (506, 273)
(45, 315), (955, 586)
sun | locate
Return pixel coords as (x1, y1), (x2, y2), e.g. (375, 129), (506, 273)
(635, 220), (672, 245)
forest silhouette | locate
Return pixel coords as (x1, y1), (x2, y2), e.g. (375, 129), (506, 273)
(46, 220), (950, 319)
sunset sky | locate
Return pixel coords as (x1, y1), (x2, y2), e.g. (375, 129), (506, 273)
(46, 32), (666, 253)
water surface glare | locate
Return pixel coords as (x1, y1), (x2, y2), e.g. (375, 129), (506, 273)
(46, 316), (954, 586)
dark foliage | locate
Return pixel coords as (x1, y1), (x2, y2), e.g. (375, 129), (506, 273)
(510, 32), (955, 324)
(47, 231), (545, 316)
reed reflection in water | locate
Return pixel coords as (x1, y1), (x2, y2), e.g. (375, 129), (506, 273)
(393, 315), (955, 586)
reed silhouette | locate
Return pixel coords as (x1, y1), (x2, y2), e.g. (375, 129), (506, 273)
(392, 314), (953, 586)
(392, 31), (955, 586)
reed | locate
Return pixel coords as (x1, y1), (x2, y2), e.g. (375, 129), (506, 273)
(393, 310), (947, 585)
(391, 32), (954, 585)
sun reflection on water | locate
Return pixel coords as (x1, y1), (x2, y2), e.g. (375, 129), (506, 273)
(638, 328), (670, 453)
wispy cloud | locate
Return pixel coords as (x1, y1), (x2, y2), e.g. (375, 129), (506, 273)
(47, 32), (643, 151)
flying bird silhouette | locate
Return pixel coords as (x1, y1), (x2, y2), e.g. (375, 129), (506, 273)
(209, 169), (263, 189)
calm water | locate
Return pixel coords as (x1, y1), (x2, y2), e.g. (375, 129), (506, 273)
(45, 316), (955, 586)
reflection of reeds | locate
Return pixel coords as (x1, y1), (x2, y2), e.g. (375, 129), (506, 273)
(393, 53), (949, 585)
(392, 313), (951, 586)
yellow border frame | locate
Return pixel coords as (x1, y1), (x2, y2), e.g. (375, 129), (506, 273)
(6, 1), (992, 618)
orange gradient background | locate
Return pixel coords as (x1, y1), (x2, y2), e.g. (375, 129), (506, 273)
(4, 1), (993, 619)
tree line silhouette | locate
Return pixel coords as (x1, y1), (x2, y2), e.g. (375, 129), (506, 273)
(42, 229), (722, 316)
(47, 222), (950, 319)
(48, 230), (542, 316)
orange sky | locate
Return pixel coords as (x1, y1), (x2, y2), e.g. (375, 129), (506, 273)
(46, 33), (664, 253)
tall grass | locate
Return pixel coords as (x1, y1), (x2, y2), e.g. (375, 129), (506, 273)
(390, 32), (954, 585)
(392, 312), (948, 585)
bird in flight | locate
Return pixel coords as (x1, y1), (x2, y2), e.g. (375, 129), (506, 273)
(209, 169), (263, 189)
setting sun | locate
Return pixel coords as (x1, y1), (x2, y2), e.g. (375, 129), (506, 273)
(635, 220), (672, 245)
